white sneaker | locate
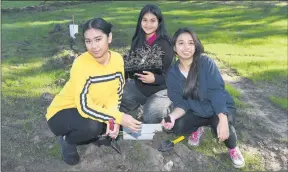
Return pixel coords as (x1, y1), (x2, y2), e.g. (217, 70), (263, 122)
(229, 146), (245, 168)
(188, 127), (204, 146)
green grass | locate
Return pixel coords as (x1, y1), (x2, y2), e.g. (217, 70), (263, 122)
(226, 84), (248, 108)
(269, 96), (288, 111)
(1, 1), (41, 8)
(241, 152), (265, 171)
(1, 0), (75, 9)
(207, 44), (287, 84)
(48, 144), (61, 158)
(3, 1), (286, 98)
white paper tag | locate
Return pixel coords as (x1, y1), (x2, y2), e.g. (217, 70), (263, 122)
(69, 24), (78, 39)
(123, 124), (162, 140)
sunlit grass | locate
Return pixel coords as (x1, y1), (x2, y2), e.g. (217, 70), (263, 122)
(206, 43), (287, 83)
(269, 96), (288, 111)
(2, 0), (285, 114)
(226, 84), (241, 98)
(225, 84), (248, 108)
(241, 152), (265, 171)
(2, 74), (62, 98)
(2, 55), (65, 98)
(2, 20), (71, 29)
(1, 1), (41, 8)
(2, 1), (286, 109)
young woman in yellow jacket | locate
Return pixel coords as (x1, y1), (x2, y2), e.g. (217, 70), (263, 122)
(46, 17), (141, 165)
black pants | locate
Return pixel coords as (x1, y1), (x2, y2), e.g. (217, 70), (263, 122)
(172, 110), (237, 149)
(47, 108), (106, 145)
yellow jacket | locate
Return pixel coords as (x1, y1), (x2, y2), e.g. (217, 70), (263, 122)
(46, 50), (125, 124)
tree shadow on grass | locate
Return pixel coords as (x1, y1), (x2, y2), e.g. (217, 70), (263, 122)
(2, 1), (287, 50)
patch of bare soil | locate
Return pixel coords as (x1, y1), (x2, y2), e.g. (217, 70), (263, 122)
(214, 57), (288, 171)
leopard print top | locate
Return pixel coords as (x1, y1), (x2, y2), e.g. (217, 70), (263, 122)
(123, 43), (165, 72)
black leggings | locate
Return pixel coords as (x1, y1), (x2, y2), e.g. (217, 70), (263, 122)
(172, 110), (237, 149)
(47, 108), (106, 145)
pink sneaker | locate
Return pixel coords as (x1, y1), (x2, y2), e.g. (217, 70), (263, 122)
(229, 146), (245, 168)
(188, 127), (204, 146)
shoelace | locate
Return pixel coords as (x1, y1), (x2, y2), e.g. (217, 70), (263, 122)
(191, 129), (201, 140)
(192, 132), (199, 140)
(229, 149), (241, 159)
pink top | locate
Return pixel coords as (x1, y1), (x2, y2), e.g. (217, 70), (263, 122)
(146, 33), (157, 46)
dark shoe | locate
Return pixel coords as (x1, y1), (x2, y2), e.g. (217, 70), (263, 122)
(58, 136), (80, 165)
(93, 136), (122, 154)
(93, 136), (112, 147)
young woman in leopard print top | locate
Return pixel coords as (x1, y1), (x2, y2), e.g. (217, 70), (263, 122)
(120, 4), (174, 123)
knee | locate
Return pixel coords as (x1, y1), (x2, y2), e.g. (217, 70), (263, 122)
(143, 107), (161, 123)
(143, 105), (169, 124)
(172, 119), (186, 135)
(154, 89), (168, 97)
(121, 93), (140, 111)
(87, 120), (104, 136)
(143, 115), (161, 124)
(143, 99), (171, 124)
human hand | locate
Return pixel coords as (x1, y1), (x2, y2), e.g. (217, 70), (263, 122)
(135, 71), (155, 83)
(109, 123), (120, 139)
(217, 113), (229, 142)
(120, 113), (142, 132)
(161, 115), (175, 130)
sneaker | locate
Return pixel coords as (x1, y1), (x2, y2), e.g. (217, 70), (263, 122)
(229, 146), (245, 168)
(58, 136), (80, 165)
(188, 127), (204, 146)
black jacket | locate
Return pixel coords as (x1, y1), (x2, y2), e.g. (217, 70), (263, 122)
(124, 38), (174, 97)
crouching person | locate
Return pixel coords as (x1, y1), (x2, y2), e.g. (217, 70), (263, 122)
(162, 27), (245, 168)
(45, 17), (141, 165)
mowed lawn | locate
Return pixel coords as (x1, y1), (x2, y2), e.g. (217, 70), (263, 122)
(2, 1), (287, 108)
(1, 1), (287, 171)
(1, 1), (41, 8)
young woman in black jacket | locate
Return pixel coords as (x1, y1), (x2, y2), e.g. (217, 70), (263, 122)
(120, 4), (174, 123)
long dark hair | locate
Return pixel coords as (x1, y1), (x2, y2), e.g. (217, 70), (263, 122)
(82, 17), (113, 37)
(172, 27), (204, 99)
(131, 4), (171, 50)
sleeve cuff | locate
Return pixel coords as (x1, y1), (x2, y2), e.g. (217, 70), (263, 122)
(114, 111), (124, 124)
(215, 108), (229, 116)
(154, 74), (164, 85)
(175, 104), (188, 113)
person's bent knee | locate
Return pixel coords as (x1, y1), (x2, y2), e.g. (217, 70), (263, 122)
(172, 119), (186, 134)
(143, 115), (161, 124)
(143, 101), (171, 124)
(143, 106), (164, 123)
(121, 94), (140, 111)
(87, 120), (104, 136)
(143, 107), (168, 124)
